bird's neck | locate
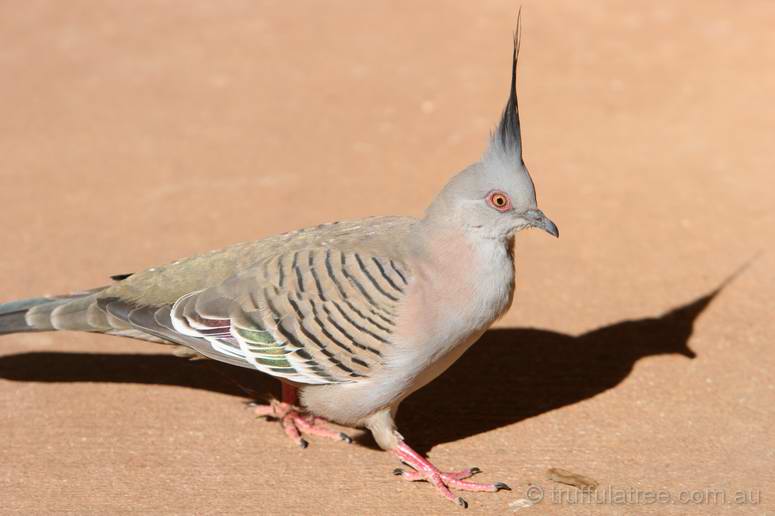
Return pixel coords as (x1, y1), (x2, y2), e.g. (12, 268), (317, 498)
(413, 218), (515, 267)
(411, 220), (517, 321)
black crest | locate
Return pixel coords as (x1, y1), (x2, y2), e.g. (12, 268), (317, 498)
(496, 10), (523, 160)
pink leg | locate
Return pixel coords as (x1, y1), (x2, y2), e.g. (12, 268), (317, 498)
(250, 383), (352, 448)
(281, 382), (298, 405)
(392, 441), (510, 508)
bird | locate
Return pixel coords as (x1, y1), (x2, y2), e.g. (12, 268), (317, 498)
(0, 21), (557, 509)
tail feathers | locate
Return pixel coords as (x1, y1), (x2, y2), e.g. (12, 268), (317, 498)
(0, 289), (109, 336)
(0, 297), (55, 335)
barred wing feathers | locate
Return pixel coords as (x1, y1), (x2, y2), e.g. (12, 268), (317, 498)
(170, 247), (410, 385)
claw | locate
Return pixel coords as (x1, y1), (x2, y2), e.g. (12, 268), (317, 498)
(392, 442), (508, 507)
(250, 399), (352, 448)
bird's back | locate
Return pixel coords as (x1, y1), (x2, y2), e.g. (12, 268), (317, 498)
(104, 216), (417, 307)
(0, 216), (417, 342)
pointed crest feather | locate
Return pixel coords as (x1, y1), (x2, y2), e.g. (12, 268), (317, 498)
(494, 8), (523, 161)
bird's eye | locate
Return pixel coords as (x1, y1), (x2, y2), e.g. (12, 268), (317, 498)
(486, 191), (512, 212)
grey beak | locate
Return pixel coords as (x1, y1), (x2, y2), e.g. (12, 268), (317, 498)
(525, 209), (559, 238)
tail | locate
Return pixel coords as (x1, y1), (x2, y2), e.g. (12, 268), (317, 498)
(0, 289), (108, 336)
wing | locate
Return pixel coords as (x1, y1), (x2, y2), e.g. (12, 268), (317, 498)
(167, 247), (410, 384)
(91, 217), (414, 380)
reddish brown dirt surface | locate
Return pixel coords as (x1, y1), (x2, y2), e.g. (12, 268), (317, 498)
(1, 2), (773, 514)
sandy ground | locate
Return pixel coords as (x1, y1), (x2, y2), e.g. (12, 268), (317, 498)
(1, 1), (774, 514)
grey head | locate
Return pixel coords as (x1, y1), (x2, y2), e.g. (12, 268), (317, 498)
(425, 21), (558, 242)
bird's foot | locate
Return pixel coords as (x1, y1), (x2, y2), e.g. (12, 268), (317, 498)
(392, 441), (510, 508)
(250, 400), (352, 448)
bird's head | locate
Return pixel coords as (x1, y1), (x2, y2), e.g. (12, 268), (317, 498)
(424, 19), (558, 242)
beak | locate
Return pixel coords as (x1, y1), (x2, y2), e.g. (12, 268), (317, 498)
(524, 209), (559, 238)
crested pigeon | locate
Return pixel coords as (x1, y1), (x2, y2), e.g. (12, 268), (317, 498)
(0, 23), (558, 508)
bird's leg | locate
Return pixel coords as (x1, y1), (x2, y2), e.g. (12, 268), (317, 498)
(251, 383), (352, 448)
(391, 441), (510, 508)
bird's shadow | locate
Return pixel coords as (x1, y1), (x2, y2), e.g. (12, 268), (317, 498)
(0, 282), (729, 455)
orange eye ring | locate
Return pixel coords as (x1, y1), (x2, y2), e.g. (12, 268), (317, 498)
(487, 191), (512, 212)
